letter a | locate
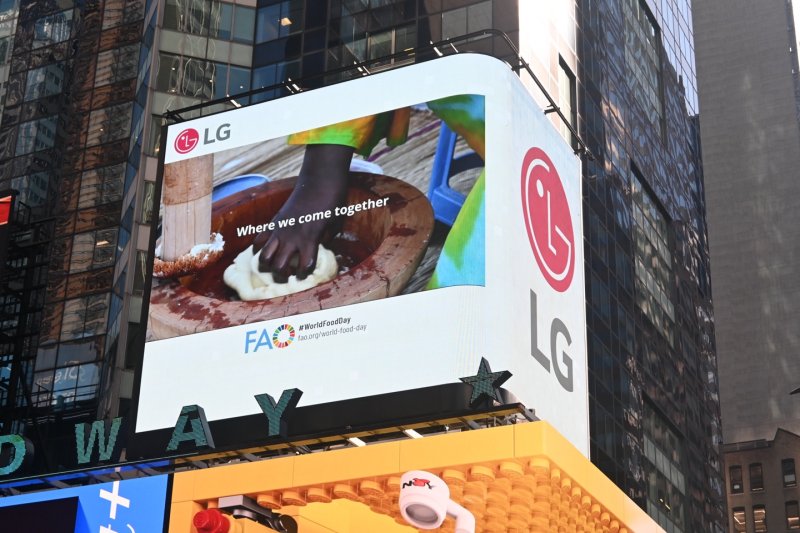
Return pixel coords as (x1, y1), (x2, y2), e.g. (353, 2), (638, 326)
(166, 405), (215, 451)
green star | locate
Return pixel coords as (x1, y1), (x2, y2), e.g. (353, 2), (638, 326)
(459, 357), (512, 406)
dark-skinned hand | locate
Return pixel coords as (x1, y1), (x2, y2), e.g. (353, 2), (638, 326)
(252, 144), (354, 283)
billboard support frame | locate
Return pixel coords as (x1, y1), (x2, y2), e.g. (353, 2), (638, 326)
(160, 29), (594, 161)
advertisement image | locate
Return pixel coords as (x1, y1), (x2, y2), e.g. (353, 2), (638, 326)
(167, 422), (662, 533)
(148, 93), (485, 342)
(137, 55), (588, 456)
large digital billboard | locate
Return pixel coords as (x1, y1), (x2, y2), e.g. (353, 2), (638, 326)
(137, 54), (588, 454)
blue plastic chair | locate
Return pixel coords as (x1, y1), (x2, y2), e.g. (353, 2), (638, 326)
(427, 123), (483, 226)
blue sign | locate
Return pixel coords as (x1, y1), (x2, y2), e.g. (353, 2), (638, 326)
(0, 475), (168, 532)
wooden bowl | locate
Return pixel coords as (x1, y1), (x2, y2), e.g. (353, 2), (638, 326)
(147, 173), (434, 341)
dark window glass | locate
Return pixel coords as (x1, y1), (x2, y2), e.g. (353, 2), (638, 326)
(256, 4), (281, 43)
(753, 504), (766, 532)
(784, 459), (797, 487)
(213, 62), (229, 99)
(155, 52), (181, 94)
(750, 463), (764, 491)
(132, 250), (148, 296)
(16, 116), (58, 156)
(631, 167), (674, 346)
(210, 1), (233, 40)
(32, 10), (73, 49)
(558, 57), (576, 147)
(623, 0), (662, 123)
(232, 5), (255, 43)
(732, 507), (746, 532)
(0, 36), (12, 63)
(730, 465), (743, 494)
(228, 65), (250, 96)
(788, 501), (800, 530)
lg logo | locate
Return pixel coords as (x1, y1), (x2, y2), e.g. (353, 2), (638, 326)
(521, 147), (575, 392)
(174, 128), (199, 154)
(173, 124), (231, 154)
(520, 147), (575, 292)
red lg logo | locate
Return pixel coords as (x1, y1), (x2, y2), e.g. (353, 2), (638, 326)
(521, 147), (575, 292)
(174, 128), (199, 154)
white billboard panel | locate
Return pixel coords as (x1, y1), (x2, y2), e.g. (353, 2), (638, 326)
(138, 54), (588, 454)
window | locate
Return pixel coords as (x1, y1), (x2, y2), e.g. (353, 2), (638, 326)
(557, 57), (576, 147)
(69, 229), (118, 274)
(256, 0), (303, 44)
(784, 459), (797, 487)
(10, 172), (50, 208)
(16, 116), (58, 155)
(623, 0), (662, 124)
(750, 463), (764, 491)
(788, 501), (800, 530)
(730, 465), (743, 494)
(753, 504), (766, 532)
(209, 1), (233, 40)
(0, 36), (12, 63)
(141, 181), (155, 224)
(232, 5), (254, 43)
(32, 10), (73, 49)
(631, 167), (674, 345)
(441, 1), (491, 40)
(732, 507), (746, 532)
(642, 402), (686, 531)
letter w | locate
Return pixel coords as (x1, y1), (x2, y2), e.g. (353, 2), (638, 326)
(75, 417), (123, 464)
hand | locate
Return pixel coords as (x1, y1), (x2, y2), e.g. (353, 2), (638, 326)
(252, 144), (354, 282)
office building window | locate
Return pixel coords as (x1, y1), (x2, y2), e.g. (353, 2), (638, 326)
(750, 463), (764, 491)
(16, 116), (58, 156)
(256, 0), (303, 43)
(623, 0), (662, 124)
(631, 167), (674, 345)
(730, 465), (743, 494)
(732, 507), (746, 532)
(784, 458), (797, 487)
(787, 501), (800, 530)
(32, 10), (73, 49)
(753, 504), (766, 532)
(558, 57), (576, 147)
(441, 1), (492, 40)
(24, 62), (66, 101)
(642, 402), (685, 532)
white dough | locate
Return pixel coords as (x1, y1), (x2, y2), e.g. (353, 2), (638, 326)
(223, 244), (338, 301)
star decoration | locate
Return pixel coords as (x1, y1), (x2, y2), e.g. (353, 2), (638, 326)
(459, 357), (512, 407)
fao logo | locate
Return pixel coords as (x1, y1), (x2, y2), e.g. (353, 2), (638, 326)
(174, 128), (199, 154)
(521, 147), (575, 292)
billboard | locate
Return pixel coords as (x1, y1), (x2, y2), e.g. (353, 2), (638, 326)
(166, 422), (663, 533)
(0, 475), (169, 532)
(138, 54), (588, 454)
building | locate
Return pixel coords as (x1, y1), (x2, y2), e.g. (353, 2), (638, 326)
(694, 0), (800, 447)
(723, 429), (800, 533)
(693, 0), (800, 530)
(0, 0), (724, 532)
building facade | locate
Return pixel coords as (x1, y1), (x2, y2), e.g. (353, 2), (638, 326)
(694, 0), (800, 530)
(694, 0), (800, 445)
(0, 1), (724, 531)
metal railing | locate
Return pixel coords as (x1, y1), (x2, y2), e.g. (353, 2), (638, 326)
(162, 29), (593, 160)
